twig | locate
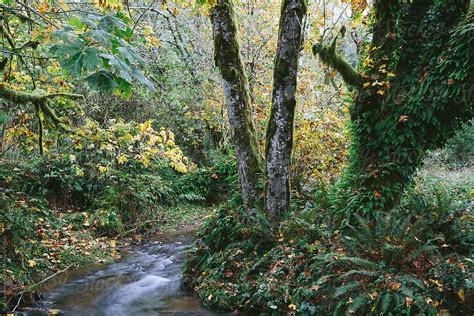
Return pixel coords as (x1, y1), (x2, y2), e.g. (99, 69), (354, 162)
(16, 1), (59, 29)
(18, 264), (75, 295)
(12, 291), (24, 312)
(131, 0), (156, 33)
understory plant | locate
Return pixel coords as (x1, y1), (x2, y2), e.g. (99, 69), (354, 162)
(183, 177), (473, 315)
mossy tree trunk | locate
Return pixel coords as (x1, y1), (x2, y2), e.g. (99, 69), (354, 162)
(210, 0), (262, 210)
(265, 0), (307, 223)
(313, 0), (472, 221)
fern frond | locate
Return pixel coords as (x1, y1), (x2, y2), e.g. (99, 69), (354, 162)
(336, 269), (378, 282)
(346, 293), (369, 314)
(407, 242), (438, 261)
(380, 293), (392, 313)
(395, 275), (425, 289)
(334, 256), (379, 270)
(333, 281), (361, 299)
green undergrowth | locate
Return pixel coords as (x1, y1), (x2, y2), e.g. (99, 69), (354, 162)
(0, 151), (237, 310)
(183, 175), (473, 315)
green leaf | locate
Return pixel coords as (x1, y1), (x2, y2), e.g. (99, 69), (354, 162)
(0, 58), (8, 72)
(114, 77), (133, 98)
(381, 293), (392, 312)
(0, 111), (9, 124)
(85, 70), (118, 93)
(61, 47), (103, 76)
(100, 54), (133, 81)
(117, 45), (144, 64)
(99, 15), (127, 32)
(50, 38), (84, 57)
(333, 281), (361, 299)
(132, 69), (156, 92)
(89, 30), (113, 47)
(68, 17), (84, 30)
(51, 27), (77, 42)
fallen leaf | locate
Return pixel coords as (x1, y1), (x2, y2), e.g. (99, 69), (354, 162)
(390, 281), (401, 291)
(399, 115), (409, 122)
(458, 289), (465, 301)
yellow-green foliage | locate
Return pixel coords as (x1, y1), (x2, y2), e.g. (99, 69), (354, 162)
(292, 108), (349, 191)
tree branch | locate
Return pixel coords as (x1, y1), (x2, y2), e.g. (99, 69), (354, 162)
(0, 85), (83, 104)
(312, 43), (364, 88)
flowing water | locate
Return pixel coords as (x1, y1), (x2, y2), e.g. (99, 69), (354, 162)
(21, 232), (222, 316)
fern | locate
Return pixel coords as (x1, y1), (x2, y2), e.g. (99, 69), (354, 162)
(380, 293), (392, 313)
(333, 281), (361, 299)
(346, 293), (369, 314)
(407, 242), (438, 261)
(336, 269), (378, 282)
(335, 256), (379, 270)
(178, 192), (205, 202)
(395, 274), (425, 289)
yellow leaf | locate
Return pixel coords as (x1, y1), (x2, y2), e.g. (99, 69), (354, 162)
(74, 166), (84, 177)
(117, 155), (128, 164)
(372, 80), (384, 86)
(38, 2), (50, 14)
(458, 289), (465, 301)
(98, 165), (107, 174)
(28, 259), (37, 267)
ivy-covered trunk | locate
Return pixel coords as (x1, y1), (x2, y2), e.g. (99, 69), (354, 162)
(210, 0), (262, 210)
(314, 0), (472, 221)
(265, 0), (307, 222)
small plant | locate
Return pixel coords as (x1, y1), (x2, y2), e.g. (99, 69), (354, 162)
(183, 179), (473, 315)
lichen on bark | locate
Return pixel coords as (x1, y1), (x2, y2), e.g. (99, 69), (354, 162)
(210, 0), (262, 210)
(265, 0), (307, 223)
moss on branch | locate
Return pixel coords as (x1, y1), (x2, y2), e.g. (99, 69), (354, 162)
(0, 85), (81, 154)
(312, 43), (364, 88)
(0, 85), (83, 104)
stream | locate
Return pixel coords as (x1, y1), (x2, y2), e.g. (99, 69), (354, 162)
(21, 232), (222, 316)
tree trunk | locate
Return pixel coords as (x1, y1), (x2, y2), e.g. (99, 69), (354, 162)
(210, 0), (262, 210)
(265, 0), (307, 222)
(313, 0), (472, 221)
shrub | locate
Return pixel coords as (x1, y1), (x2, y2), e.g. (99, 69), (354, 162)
(183, 179), (473, 315)
(443, 119), (473, 168)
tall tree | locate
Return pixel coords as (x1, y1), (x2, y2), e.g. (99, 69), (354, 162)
(313, 0), (472, 220)
(265, 0), (307, 222)
(210, 0), (262, 210)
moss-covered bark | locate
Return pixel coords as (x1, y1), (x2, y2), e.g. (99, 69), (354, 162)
(210, 0), (262, 210)
(314, 0), (472, 221)
(265, 0), (307, 223)
(0, 85), (82, 154)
